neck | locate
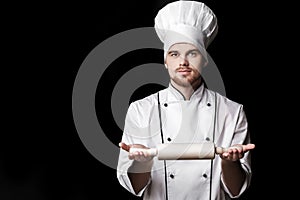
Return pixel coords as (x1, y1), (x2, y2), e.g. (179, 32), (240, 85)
(171, 79), (202, 100)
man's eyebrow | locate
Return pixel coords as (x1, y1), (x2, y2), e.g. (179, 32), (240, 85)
(168, 49), (200, 54)
(168, 49), (199, 52)
(168, 50), (178, 52)
(187, 49), (200, 52)
(167, 50), (178, 54)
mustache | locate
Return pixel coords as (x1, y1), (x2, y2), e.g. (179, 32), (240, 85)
(177, 66), (191, 69)
(176, 67), (192, 71)
(176, 67), (201, 73)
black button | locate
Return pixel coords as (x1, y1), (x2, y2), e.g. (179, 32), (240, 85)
(170, 174), (174, 179)
(207, 103), (211, 107)
(203, 174), (207, 178)
(205, 137), (210, 141)
(164, 103), (168, 107)
(167, 137), (171, 142)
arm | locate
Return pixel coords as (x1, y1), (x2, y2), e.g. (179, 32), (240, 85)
(218, 103), (255, 196)
(119, 142), (154, 194)
(220, 143), (255, 196)
(128, 168), (151, 194)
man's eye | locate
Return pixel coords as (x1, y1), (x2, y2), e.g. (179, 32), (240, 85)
(189, 52), (198, 57)
(170, 53), (178, 57)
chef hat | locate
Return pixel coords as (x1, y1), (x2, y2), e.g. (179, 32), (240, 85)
(154, 1), (218, 61)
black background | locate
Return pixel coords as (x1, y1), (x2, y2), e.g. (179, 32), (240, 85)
(2, 0), (291, 199)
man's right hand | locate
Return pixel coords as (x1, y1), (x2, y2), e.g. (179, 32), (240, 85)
(119, 142), (154, 162)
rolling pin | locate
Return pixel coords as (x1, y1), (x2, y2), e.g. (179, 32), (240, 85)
(129, 142), (229, 160)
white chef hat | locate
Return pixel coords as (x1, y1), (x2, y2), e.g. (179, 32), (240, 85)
(154, 1), (218, 62)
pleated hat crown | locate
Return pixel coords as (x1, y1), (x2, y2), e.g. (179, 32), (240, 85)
(154, 1), (218, 61)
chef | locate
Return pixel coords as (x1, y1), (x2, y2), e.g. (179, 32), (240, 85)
(117, 1), (255, 200)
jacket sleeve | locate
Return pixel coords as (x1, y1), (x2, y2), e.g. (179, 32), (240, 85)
(221, 105), (253, 199)
(116, 102), (153, 197)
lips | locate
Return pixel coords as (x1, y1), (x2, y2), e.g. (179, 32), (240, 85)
(178, 69), (191, 72)
(177, 68), (192, 75)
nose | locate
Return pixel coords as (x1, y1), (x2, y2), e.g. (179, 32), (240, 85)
(179, 56), (189, 66)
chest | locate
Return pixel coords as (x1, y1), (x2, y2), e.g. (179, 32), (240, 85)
(159, 101), (215, 143)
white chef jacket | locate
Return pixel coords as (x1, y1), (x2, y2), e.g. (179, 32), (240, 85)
(117, 83), (252, 200)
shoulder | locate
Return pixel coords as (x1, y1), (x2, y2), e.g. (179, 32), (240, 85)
(129, 88), (167, 110)
(130, 92), (157, 108)
(205, 88), (243, 111)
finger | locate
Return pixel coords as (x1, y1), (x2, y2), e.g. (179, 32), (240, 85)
(230, 151), (242, 161)
(227, 146), (242, 155)
(128, 150), (140, 159)
(119, 142), (130, 152)
(242, 144), (255, 152)
(129, 151), (148, 161)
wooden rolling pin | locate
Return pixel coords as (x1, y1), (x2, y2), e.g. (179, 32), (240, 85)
(129, 142), (230, 160)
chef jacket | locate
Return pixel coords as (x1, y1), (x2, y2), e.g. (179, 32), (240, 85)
(117, 82), (252, 200)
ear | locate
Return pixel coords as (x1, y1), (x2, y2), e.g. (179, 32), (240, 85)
(164, 64), (168, 69)
(202, 60), (208, 68)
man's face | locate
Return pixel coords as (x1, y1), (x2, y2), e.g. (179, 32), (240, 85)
(165, 43), (205, 88)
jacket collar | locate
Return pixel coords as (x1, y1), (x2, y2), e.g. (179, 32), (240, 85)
(168, 81), (205, 101)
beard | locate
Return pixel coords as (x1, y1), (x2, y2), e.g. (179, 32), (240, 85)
(171, 69), (202, 88)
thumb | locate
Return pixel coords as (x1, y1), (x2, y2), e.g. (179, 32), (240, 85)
(242, 143), (255, 152)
